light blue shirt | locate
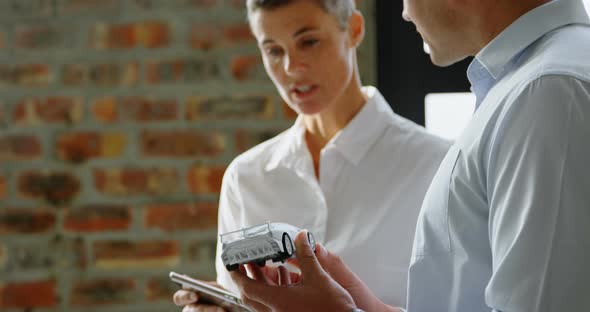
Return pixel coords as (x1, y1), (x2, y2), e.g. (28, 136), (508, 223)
(407, 1), (590, 311)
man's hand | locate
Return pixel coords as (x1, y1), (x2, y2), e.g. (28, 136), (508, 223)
(172, 281), (226, 312)
(312, 243), (401, 312)
(230, 231), (357, 312)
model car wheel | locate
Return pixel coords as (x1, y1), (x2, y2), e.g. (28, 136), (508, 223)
(282, 232), (294, 258)
(307, 231), (316, 249)
(226, 264), (239, 271)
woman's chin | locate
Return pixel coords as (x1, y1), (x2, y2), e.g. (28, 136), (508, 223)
(295, 101), (324, 116)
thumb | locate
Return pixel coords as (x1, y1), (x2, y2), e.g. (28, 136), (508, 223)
(315, 243), (358, 286)
(294, 231), (325, 279)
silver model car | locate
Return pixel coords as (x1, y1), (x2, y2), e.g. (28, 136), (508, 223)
(220, 222), (316, 271)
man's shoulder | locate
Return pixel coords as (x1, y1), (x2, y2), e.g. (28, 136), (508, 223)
(521, 24), (590, 81)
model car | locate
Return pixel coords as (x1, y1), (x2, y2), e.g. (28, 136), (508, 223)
(220, 222), (316, 271)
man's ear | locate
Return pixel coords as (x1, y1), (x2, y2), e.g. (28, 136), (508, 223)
(348, 10), (365, 48)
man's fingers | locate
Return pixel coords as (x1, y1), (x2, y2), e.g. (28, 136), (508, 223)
(290, 271), (301, 284)
(247, 263), (274, 285)
(315, 243), (346, 275)
(278, 265), (291, 286)
(241, 295), (272, 312)
(314, 243), (361, 287)
(182, 304), (225, 312)
(174, 289), (198, 306)
(294, 230), (326, 278)
(261, 266), (280, 284)
(229, 268), (280, 308)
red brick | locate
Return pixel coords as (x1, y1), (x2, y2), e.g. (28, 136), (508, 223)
(91, 97), (118, 123)
(57, 132), (126, 163)
(146, 277), (178, 302)
(64, 204), (131, 232)
(145, 202), (218, 232)
(62, 62), (138, 87)
(189, 23), (253, 50)
(60, 0), (117, 13)
(15, 25), (61, 49)
(0, 135), (42, 160)
(0, 65), (9, 85)
(187, 166), (226, 194)
(141, 130), (225, 157)
(61, 64), (86, 85)
(70, 278), (135, 306)
(9, 1), (55, 17)
(120, 97), (178, 121)
(94, 168), (179, 196)
(0, 64), (51, 87)
(229, 0), (245, 8)
(186, 0), (220, 8)
(9, 237), (87, 270)
(0, 280), (57, 309)
(145, 58), (219, 84)
(91, 23), (133, 49)
(138, 21), (170, 48)
(0, 244), (6, 269)
(223, 23), (254, 43)
(93, 240), (179, 268)
(236, 129), (284, 153)
(13, 97), (83, 125)
(189, 24), (221, 50)
(0, 175), (6, 199)
(0, 209), (56, 234)
(231, 55), (264, 81)
(186, 95), (273, 120)
(188, 240), (217, 266)
(91, 21), (170, 49)
(145, 59), (184, 84)
(18, 171), (81, 205)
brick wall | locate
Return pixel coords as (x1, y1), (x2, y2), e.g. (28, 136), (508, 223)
(0, 0), (376, 311)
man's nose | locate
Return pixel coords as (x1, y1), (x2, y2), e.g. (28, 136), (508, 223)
(402, 9), (411, 22)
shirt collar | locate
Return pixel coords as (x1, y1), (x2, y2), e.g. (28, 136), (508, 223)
(265, 86), (394, 171)
(467, 0), (590, 104)
(329, 86), (395, 165)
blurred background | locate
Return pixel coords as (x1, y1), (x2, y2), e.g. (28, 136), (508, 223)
(0, 0), (588, 311)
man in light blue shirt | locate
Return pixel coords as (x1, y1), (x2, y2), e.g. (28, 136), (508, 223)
(230, 0), (590, 311)
(406, 0), (590, 311)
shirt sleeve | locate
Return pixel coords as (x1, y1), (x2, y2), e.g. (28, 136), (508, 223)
(485, 75), (590, 311)
(215, 162), (243, 294)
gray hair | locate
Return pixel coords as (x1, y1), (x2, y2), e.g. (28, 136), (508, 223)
(246, 0), (356, 29)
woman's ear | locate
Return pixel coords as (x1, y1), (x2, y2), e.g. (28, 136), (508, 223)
(348, 10), (365, 48)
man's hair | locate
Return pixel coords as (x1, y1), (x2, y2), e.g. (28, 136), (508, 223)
(246, 0), (356, 29)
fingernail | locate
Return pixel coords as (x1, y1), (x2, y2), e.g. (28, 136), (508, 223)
(301, 231), (310, 246)
(188, 291), (197, 301)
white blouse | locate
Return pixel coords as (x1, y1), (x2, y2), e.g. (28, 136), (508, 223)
(215, 86), (450, 307)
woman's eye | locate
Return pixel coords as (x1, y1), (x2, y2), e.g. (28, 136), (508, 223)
(302, 39), (319, 47)
(265, 47), (283, 57)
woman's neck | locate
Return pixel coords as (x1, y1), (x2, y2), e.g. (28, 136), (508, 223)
(303, 83), (367, 179)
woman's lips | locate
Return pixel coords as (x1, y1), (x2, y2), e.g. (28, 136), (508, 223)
(291, 85), (319, 101)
